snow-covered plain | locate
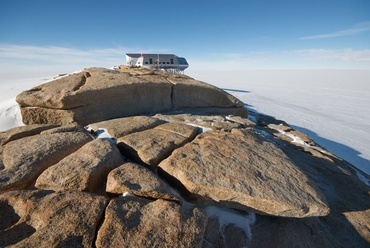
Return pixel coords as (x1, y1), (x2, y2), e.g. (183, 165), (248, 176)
(1, 69), (369, 176)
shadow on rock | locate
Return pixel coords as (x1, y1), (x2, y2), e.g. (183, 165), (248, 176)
(222, 88), (251, 93)
(251, 113), (370, 247)
(292, 125), (370, 176)
(0, 201), (36, 247)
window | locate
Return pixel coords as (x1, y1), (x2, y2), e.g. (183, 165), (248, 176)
(149, 58), (153, 64)
(145, 62), (148, 64)
(170, 59), (174, 64)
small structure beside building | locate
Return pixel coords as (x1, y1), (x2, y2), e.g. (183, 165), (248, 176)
(125, 53), (189, 73)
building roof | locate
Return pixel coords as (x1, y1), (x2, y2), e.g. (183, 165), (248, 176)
(126, 53), (177, 57)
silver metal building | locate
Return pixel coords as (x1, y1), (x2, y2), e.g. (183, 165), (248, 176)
(125, 53), (189, 73)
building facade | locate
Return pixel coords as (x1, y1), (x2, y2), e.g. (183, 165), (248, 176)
(125, 53), (189, 73)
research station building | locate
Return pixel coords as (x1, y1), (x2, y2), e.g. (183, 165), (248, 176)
(125, 53), (189, 73)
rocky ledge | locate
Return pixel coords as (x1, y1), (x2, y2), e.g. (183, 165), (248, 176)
(15, 66), (246, 126)
(1, 66), (369, 247)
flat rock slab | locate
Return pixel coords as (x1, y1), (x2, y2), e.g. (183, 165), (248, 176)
(16, 67), (246, 126)
(167, 74), (244, 109)
(96, 196), (207, 248)
(0, 124), (59, 172)
(0, 128), (93, 192)
(0, 190), (107, 247)
(0, 124), (59, 146)
(153, 122), (199, 138)
(35, 139), (124, 194)
(16, 67), (172, 109)
(117, 122), (199, 169)
(154, 113), (254, 132)
(87, 116), (166, 138)
(159, 130), (330, 218)
(106, 162), (180, 201)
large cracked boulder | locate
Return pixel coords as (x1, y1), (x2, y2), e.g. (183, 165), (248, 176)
(0, 125), (93, 191)
(89, 114), (330, 218)
(87, 116), (166, 138)
(106, 162), (180, 201)
(96, 196), (208, 248)
(159, 130), (330, 218)
(35, 139), (125, 194)
(0, 190), (108, 247)
(117, 122), (199, 169)
(16, 67), (246, 126)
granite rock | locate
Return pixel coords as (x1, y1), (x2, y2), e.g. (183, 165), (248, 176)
(0, 128), (93, 192)
(16, 67), (246, 125)
(96, 196), (207, 248)
(106, 162), (180, 201)
(117, 122), (199, 169)
(159, 130), (330, 217)
(0, 190), (107, 247)
(1, 66), (368, 247)
(35, 139), (124, 194)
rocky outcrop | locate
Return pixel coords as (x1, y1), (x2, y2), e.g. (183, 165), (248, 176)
(1, 66), (369, 247)
(117, 122), (199, 169)
(106, 162), (180, 201)
(96, 196), (207, 248)
(16, 67), (246, 126)
(159, 130), (329, 217)
(0, 190), (107, 247)
(35, 139), (124, 194)
(250, 113), (370, 247)
(0, 124), (59, 145)
(87, 116), (165, 138)
(0, 125), (93, 191)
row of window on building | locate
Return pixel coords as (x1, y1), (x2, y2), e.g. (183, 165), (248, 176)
(138, 58), (175, 65)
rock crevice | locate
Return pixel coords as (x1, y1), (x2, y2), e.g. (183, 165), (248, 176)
(71, 71), (90, 93)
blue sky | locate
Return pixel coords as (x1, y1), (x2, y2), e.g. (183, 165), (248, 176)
(1, 0), (370, 76)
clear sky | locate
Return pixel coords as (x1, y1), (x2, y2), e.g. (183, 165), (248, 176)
(1, 0), (370, 76)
